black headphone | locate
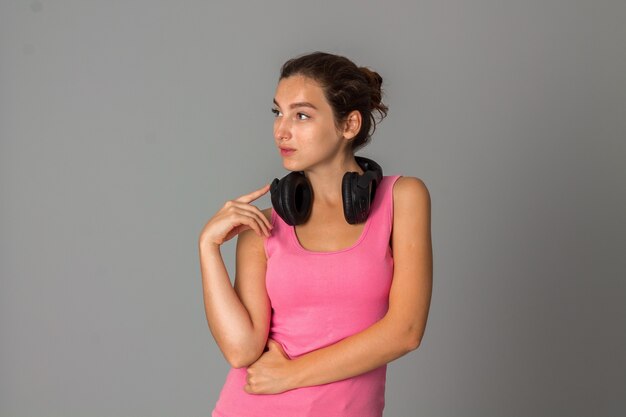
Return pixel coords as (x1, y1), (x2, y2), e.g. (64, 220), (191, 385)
(270, 156), (383, 226)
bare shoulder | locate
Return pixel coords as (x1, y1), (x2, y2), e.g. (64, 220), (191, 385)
(392, 176), (431, 212)
(236, 207), (273, 255)
(390, 175), (432, 262)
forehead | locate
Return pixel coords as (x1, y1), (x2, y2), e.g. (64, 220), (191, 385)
(274, 75), (328, 108)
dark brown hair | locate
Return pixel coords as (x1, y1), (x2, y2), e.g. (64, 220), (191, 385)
(279, 51), (389, 153)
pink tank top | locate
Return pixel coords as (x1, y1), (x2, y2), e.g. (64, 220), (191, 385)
(212, 175), (402, 417)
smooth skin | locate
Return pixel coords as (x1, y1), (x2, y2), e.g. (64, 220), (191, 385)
(198, 74), (432, 395)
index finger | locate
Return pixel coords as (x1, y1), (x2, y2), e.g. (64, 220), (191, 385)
(234, 183), (271, 204)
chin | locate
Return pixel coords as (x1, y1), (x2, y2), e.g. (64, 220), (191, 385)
(281, 159), (302, 172)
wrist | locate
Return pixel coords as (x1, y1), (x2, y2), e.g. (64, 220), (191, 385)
(199, 241), (221, 254)
(286, 356), (306, 390)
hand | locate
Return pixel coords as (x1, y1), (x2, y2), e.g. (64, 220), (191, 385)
(244, 339), (294, 395)
(198, 183), (273, 248)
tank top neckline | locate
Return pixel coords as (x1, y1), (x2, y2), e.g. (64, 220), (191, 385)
(286, 174), (399, 255)
(289, 211), (374, 255)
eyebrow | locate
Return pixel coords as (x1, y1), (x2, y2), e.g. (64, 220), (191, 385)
(273, 98), (318, 110)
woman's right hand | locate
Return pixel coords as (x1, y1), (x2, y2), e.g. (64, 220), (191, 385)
(198, 183), (273, 249)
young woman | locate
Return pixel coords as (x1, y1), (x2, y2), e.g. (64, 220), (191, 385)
(198, 51), (432, 417)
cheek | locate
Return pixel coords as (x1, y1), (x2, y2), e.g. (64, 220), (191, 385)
(303, 120), (335, 139)
(291, 123), (317, 141)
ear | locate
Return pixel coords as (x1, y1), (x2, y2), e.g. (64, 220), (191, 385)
(341, 110), (362, 140)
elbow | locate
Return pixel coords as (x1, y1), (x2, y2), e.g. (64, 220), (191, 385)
(224, 347), (262, 369)
(226, 354), (252, 369)
(385, 316), (424, 355)
(402, 327), (422, 353)
(227, 357), (251, 369)
(405, 334), (421, 352)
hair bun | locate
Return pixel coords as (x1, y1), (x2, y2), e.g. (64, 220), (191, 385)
(359, 66), (385, 112)
(359, 66), (383, 89)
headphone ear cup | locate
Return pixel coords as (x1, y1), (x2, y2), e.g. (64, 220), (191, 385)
(342, 156), (383, 224)
(270, 172), (313, 226)
(342, 171), (359, 224)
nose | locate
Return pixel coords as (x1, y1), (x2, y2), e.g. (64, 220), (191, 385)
(274, 115), (292, 142)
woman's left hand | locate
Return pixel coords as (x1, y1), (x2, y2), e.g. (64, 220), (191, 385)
(244, 339), (294, 395)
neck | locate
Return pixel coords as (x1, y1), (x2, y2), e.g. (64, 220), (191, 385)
(302, 154), (363, 206)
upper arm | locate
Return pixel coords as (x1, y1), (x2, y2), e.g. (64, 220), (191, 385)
(386, 176), (433, 349)
(232, 207), (273, 357)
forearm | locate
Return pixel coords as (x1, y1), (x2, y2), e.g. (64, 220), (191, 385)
(198, 243), (265, 367)
(288, 316), (419, 389)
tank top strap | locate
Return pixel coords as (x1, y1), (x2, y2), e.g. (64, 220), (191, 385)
(264, 202), (292, 258)
(360, 174), (402, 253)
(374, 174), (403, 231)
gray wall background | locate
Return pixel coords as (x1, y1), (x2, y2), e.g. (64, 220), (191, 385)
(1, 1), (625, 416)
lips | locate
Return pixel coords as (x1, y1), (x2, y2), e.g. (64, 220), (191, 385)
(280, 148), (295, 156)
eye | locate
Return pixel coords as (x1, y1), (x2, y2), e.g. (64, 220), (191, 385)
(271, 107), (282, 117)
(296, 112), (310, 120)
